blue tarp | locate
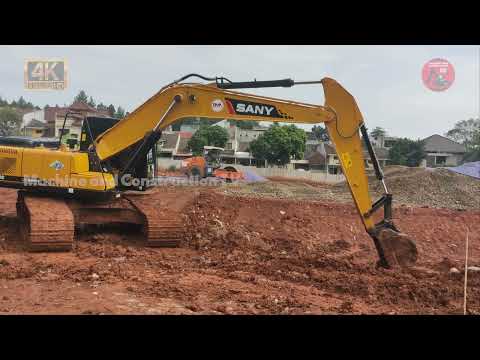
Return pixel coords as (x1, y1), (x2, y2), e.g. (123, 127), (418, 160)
(448, 161), (480, 180)
(242, 170), (267, 183)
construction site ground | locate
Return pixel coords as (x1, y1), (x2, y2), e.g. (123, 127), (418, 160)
(0, 166), (479, 315)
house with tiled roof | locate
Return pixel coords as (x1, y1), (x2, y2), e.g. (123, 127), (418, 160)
(303, 140), (391, 174)
(422, 134), (466, 167)
(53, 101), (110, 142)
(157, 131), (193, 160)
(22, 102), (110, 142)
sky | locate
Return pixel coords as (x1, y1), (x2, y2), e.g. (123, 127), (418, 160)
(0, 45), (478, 139)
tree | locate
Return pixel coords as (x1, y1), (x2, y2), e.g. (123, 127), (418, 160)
(370, 126), (386, 140)
(249, 124), (306, 166)
(88, 96), (96, 108)
(17, 96), (27, 108)
(96, 102), (108, 111)
(0, 96), (7, 107)
(114, 106), (126, 119)
(0, 107), (22, 136)
(187, 125), (229, 155)
(388, 138), (426, 167)
(311, 124), (329, 142)
(74, 90), (89, 104)
(445, 118), (480, 151)
(446, 118), (480, 163)
(107, 104), (116, 117)
(228, 119), (259, 130)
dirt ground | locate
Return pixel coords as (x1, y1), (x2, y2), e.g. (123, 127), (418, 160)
(0, 168), (479, 315)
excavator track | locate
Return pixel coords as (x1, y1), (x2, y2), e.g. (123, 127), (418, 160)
(15, 190), (190, 251)
(124, 194), (184, 247)
(16, 191), (75, 251)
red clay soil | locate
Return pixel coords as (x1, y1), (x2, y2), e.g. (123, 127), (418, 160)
(0, 186), (479, 314)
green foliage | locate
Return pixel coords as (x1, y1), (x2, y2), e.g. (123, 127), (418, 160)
(0, 107), (22, 136)
(446, 118), (480, 163)
(88, 96), (96, 108)
(168, 165), (177, 172)
(370, 126), (386, 140)
(310, 124), (329, 141)
(107, 104), (116, 117)
(445, 118), (480, 151)
(388, 138), (426, 167)
(228, 119), (259, 130)
(172, 117), (219, 131)
(96, 102), (108, 111)
(114, 106), (126, 119)
(0, 96), (35, 109)
(74, 90), (89, 104)
(187, 125), (229, 155)
(249, 123), (306, 166)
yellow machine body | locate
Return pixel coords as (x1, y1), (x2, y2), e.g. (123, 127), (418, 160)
(0, 145), (115, 192)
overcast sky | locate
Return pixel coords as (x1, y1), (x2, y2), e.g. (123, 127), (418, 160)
(0, 45), (478, 139)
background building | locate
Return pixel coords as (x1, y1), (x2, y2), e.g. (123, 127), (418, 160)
(422, 134), (466, 167)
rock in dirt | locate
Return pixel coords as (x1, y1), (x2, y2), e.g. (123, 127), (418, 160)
(40, 273), (60, 281)
(0, 259), (9, 266)
(90, 273), (100, 280)
(468, 266), (480, 272)
(435, 257), (457, 272)
(449, 267), (460, 274)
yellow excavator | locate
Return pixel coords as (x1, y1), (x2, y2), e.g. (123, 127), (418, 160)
(0, 74), (417, 268)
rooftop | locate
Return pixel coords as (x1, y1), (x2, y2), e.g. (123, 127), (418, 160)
(422, 134), (466, 154)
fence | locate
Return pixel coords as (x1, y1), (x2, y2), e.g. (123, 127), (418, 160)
(233, 165), (345, 183)
(158, 158), (183, 169)
(158, 158), (345, 184)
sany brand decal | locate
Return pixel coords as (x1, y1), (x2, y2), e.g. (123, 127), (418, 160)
(225, 98), (292, 119)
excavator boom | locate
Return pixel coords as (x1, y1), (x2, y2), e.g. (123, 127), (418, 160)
(92, 75), (417, 267)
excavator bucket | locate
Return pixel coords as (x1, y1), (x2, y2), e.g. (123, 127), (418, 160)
(374, 227), (418, 268)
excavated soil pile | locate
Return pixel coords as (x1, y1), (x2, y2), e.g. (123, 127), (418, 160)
(223, 166), (480, 210)
(340, 166), (480, 210)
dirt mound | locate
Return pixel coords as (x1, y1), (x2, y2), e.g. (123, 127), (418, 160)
(336, 166), (480, 210)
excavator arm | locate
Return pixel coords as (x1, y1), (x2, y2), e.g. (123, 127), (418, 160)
(93, 75), (417, 268)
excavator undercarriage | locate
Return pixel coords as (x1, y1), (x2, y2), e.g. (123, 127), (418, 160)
(16, 190), (186, 251)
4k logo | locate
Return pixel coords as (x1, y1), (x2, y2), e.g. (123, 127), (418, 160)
(225, 98), (293, 120)
(24, 59), (68, 90)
